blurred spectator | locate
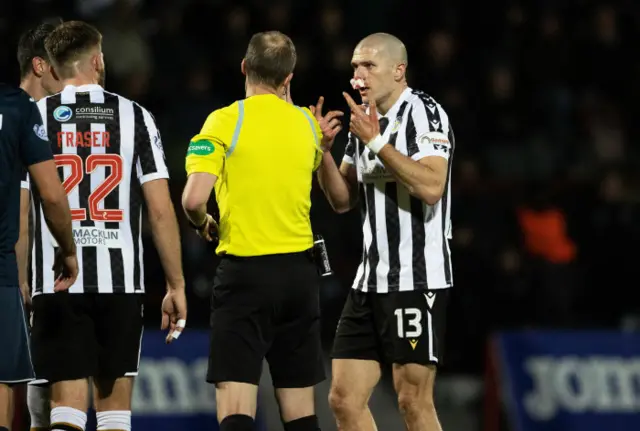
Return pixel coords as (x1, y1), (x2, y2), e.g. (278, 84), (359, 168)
(100, 0), (152, 89)
(516, 186), (579, 327)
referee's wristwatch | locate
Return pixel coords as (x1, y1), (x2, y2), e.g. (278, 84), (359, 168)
(189, 217), (208, 231)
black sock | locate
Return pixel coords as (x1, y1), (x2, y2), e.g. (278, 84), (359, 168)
(284, 415), (320, 431)
(220, 414), (254, 431)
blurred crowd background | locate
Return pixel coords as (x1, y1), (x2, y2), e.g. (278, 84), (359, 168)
(3, 0), (639, 412)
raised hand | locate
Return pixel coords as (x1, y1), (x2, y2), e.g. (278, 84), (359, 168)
(310, 96), (344, 151)
(343, 92), (380, 144)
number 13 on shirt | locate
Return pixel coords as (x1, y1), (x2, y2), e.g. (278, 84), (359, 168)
(54, 153), (124, 222)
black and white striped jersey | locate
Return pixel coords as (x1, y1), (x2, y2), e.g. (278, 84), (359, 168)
(343, 87), (454, 293)
(26, 84), (169, 296)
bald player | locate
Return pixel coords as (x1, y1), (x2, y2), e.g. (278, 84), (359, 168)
(316, 33), (455, 430)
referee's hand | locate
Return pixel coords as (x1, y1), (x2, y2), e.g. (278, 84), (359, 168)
(161, 286), (187, 344)
(196, 214), (218, 242)
(310, 96), (343, 151)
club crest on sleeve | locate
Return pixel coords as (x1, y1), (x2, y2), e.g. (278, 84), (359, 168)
(187, 139), (215, 156)
(33, 124), (48, 141)
(391, 118), (402, 133)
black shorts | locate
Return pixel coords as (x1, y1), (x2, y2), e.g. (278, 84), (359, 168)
(30, 293), (143, 384)
(0, 287), (34, 384)
(207, 251), (325, 388)
(331, 288), (449, 366)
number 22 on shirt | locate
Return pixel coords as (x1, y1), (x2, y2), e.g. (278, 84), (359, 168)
(54, 153), (124, 222)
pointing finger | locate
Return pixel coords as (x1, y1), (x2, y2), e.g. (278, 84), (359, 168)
(369, 99), (378, 122)
(315, 96), (324, 118)
(342, 92), (359, 112)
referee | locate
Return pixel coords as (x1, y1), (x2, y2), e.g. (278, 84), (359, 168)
(182, 31), (339, 431)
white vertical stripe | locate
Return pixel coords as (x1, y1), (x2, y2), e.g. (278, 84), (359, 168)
(88, 88), (114, 291)
(61, 86), (77, 104)
(91, 121), (112, 292)
(396, 186), (414, 292)
(425, 203), (445, 289)
(118, 96), (136, 292)
(361, 199), (373, 293)
(427, 307), (437, 363)
(373, 181), (389, 293)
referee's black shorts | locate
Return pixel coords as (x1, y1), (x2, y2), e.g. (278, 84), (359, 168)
(207, 251), (325, 388)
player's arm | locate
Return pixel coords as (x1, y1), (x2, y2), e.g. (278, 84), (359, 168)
(376, 143), (448, 206)
(310, 97), (358, 214)
(182, 110), (229, 235)
(344, 93), (450, 205)
(22, 102), (75, 257)
(16, 175), (30, 297)
(317, 147), (358, 214)
(136, 108), (185, 290)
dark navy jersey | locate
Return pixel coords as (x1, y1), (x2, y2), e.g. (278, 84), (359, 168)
(0, 84), (53, 287)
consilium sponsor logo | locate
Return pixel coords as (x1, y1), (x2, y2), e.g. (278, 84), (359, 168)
(523, 355), (640, 420)
(132, 357), (216, 414)
(75, 105), (115, 121)
(53, 105), (73, 122)
(187, 140), (215, 156)
(76, 106), (114, 115)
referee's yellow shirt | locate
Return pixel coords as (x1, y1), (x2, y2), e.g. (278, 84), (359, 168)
(185, 94), (323, 257)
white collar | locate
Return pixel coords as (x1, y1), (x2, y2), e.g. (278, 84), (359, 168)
(63, 84), (103, 92)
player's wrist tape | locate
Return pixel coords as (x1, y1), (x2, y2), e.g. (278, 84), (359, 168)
(367, 134), (386, 154)
(170, 320), (186, 340)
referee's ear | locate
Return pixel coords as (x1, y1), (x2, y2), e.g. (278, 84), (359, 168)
(241, 59), (247, 76)
(283, 73), (293, 88)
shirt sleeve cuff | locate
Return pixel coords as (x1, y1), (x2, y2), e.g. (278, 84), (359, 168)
(411, 151), (450, 162)
(342, 155), (354, 165)
(140, 171), (170, 185)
